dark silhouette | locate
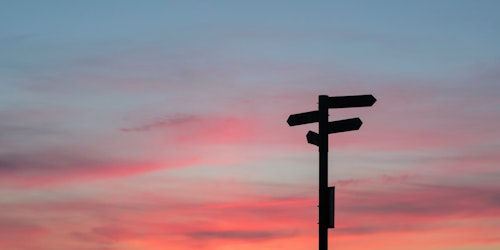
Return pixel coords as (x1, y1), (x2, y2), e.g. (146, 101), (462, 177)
(287, 94), (376, 250)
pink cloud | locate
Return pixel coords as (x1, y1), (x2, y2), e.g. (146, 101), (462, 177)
(3, 53), (500, 250)
(2, 170), (499, 250)
(0, 150), (200, 188)
(335, 184), (500, 235)
(0, 218), (46, 249)
(122, 113), (263, 145)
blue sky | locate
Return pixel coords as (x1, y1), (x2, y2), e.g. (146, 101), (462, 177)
(1, 1), (500, 249)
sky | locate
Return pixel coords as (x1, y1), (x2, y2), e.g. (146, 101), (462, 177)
(1, 1), (500, 249)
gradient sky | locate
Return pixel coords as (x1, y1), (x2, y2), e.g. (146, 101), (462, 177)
(1, 1), (500, 250)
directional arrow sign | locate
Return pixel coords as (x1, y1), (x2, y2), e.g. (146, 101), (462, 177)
(306, 118), (362, 146)
(328, 118), (362, 133)
(328, 95), (376, 109)
(287, 110), (319, 126)
(307, 131), (320, 146)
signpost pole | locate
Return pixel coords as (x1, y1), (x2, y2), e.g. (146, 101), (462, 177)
(286, 94), (376, 250)
(318, 95), (329, 250)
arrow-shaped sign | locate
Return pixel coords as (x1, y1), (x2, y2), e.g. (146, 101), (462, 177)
(306, 118), (363, 146)
(327, 95), (376, 109)
(328, 118), (362, 133)
(288, 95), (375, 126)
(287, 110), (319, 126)
(307, 131), (320, 146)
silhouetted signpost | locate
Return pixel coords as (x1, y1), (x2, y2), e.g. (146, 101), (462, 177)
(287, 94), (376, 250)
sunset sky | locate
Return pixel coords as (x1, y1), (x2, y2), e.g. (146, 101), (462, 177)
(1, 1), (500, 249)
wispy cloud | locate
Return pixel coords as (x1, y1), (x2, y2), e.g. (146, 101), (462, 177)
(186, 229), (297, 241)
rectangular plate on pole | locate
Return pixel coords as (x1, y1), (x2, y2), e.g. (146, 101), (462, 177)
(328, 95), (376, 109)
(328, 186), (335, 228)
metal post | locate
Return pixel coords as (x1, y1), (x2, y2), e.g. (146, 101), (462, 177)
(318, 95), (329, 250)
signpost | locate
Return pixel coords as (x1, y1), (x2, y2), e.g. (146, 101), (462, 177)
(287, 110), (319, 126)
(287, 94), (376, 250)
